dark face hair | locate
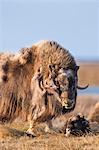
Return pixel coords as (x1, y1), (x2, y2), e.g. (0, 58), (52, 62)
(55, 69), (77, 113)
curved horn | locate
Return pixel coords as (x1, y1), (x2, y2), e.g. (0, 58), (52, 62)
(77, 84), (89, 90)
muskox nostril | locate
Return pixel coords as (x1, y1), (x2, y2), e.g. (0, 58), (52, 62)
(2, 75), (8, 82)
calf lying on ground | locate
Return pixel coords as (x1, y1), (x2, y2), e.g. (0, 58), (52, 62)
(65, 114), (91, 136)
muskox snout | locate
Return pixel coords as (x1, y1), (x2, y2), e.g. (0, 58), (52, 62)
(62, 99), (76, 114)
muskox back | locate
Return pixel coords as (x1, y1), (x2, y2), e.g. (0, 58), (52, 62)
(33, 40), (76, 77)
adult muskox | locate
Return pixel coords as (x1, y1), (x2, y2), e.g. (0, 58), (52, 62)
(0, 40), (88, 132)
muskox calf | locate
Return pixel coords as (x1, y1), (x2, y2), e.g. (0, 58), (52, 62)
(65, 114), (91, 137)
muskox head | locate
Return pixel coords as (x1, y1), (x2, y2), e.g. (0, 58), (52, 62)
(43, 64), (89, 113)
(56, 68), (77, 113)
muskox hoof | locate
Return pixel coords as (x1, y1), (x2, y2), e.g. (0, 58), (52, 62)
(65, 128), (71, 137)
(26, 129), (36, 137)
(44, 126), (51, 133)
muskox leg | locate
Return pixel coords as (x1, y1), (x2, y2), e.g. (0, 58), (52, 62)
(45, 120), (53, 133)
(27, 106), (46, 135)
(26, 107), (37, 135)
(27, 119), (36, 136)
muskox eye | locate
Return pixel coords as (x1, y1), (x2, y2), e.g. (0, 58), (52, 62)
(2, 75), (8, 82)
(55, 80), (59, 87)
(2, 63), (9, 73)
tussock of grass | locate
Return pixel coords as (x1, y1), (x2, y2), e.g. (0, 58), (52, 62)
(0, 124), (25, 138)
(0, 133), (99, 150)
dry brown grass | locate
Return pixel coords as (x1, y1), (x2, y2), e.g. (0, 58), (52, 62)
(0, 94), (99, 150)
(89, 102), (99, 123)
(74, 95), (99, 117)
(78, 62), (99, 86)
(0, 130), (99, 150)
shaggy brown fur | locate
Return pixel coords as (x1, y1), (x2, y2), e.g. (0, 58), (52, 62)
(0, 40), (77, 123)
(33, 40), (76, 78)
(89, 102), (99, 123)
(28, 68), (62, 127)
(0, 54), (33, 122)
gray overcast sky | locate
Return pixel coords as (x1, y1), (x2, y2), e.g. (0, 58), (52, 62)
(0, 0), (99, 60)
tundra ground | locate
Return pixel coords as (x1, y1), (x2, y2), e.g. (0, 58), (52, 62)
(0, 95), (99, 150)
